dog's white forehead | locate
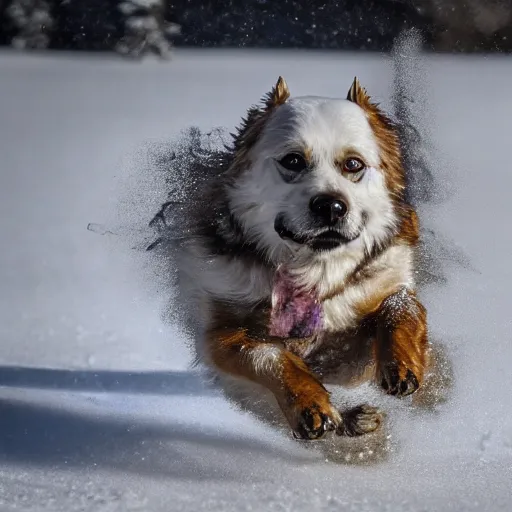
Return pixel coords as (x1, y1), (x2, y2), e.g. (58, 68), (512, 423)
(261, 96), (380, 167)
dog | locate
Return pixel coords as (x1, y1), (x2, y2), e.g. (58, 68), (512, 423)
(174, 77), (429, 440)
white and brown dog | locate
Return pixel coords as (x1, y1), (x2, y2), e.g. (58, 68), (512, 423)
(175, 77), (428, 440)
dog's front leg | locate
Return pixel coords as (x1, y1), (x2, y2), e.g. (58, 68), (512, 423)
(375, 288), (429, 397)
(206, 326), (343, 439)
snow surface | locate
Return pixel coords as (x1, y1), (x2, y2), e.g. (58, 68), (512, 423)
(1, 49), (512, 511)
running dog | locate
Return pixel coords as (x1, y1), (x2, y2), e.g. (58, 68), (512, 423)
(176, 77), (428, 440)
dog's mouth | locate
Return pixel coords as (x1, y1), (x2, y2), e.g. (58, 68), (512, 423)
(274, 217), (308, 246)
(274, 215), (358, 252)
(309, 230), (350, 251)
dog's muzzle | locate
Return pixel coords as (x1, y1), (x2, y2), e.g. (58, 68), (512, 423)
(274, 212), (357, 252)
(274, 213), (308, 246)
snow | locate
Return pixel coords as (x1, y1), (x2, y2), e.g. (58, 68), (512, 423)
(1, 49), (512, 511)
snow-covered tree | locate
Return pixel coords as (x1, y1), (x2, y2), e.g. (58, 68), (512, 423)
(5, 0), (53, 50)
(116, 0), (180, 59)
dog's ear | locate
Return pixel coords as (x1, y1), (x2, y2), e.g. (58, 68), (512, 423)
(230, 76), (290, 172)
(347, 77), (372, 107)
(265, 76), (290, 109)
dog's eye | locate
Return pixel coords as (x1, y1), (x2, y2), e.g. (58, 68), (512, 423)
(279, 153), (308, 173)
(342, 158), (365, 182)
(344, 158), (364, 173)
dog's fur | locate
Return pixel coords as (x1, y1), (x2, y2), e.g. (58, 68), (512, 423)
(176, 77), (429, 440)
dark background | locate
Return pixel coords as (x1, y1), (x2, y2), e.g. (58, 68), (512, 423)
(1, 0), (512, 58)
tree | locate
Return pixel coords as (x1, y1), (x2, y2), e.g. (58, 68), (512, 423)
(116, 0), (180, 59)
(5, 0), (53, 50)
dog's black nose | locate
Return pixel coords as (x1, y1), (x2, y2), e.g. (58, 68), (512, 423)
(309, 194), (348, 225)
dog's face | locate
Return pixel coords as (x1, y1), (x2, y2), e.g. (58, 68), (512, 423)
(228, 77), (404, 264)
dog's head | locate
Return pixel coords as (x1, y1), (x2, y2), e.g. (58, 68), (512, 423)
(227, 77), (405, 264)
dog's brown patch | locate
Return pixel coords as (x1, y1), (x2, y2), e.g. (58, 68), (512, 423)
(347, 77), (405, 198)
(396, 203), (420, 246)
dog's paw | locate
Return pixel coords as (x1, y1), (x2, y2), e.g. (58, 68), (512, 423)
(292, 403), (340, 440)
(282, 380), (342, 440)
(380, 362), (419, 397)
(336, 404), (383, 437)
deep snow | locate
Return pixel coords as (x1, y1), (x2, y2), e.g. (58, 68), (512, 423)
(1, 49), (511, 511)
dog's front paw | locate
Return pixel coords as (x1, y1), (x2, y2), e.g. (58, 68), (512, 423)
(292, 402), (340, 440)
(380, 361), (420, 397)
(336, 404), (383, 437)
(282, 380), (342, 440)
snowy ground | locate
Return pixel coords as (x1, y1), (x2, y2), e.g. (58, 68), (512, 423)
(1, 49), (512, 511)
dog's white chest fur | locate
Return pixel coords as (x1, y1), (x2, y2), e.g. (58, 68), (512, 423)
(321, 244), (414, 331)
(181, 237), (413, 336)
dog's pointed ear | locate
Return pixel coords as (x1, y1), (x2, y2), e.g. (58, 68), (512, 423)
(265, 76), (290, 109)
(347, 77), (372, 107)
